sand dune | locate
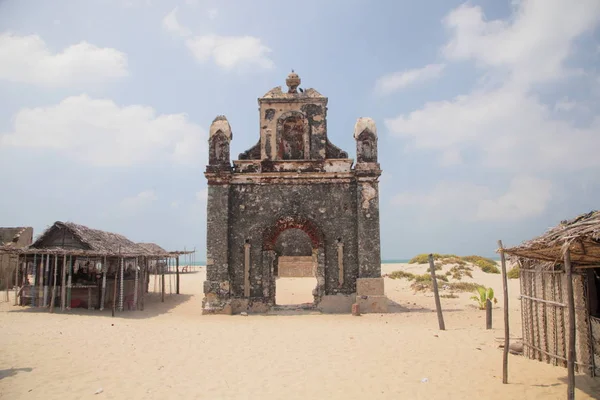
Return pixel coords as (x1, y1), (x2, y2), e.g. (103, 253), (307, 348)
(1, 264), (598, 399)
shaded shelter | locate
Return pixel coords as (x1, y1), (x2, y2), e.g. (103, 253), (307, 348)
(503, 210), (600, 377)
(0, 221), (192, 314)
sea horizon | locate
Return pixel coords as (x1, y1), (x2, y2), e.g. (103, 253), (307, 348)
(181, 255), (501, 266)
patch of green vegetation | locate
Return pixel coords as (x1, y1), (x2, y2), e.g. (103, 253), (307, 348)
(411, 280), (483, 293)
(449, 264), (473, 281)
(462, 255), (500, 274)
(388, 270), (416, 280)
(408, 253), (500, 273)
(507, 265), (520, 279)
(471, 286), (498, 309)
(426, 263), (442, 272)
(408, 253), (457, 264)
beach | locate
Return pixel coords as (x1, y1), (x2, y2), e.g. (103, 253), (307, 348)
(1, 263), (599, 399)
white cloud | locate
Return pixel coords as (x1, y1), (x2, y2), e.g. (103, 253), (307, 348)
(442, 0), (600, 85)
(375, 63), (445, 95)
(554, 97), (576, 111)
(207, 8), (218, 20)
(0, 94), (206, 167)
(385, 1), (600, 172)
(185, 34), (274, 70)
(161, 6), (272, 71)
(392, 175), (552, 221)
(162, 7), (191, 37)
(120, 190), (157, 210)
(0, 33), (128, 86)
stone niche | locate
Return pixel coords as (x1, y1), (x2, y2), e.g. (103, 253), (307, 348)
(203, 72), (387, 314)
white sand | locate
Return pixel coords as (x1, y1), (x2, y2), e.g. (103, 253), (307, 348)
(1, 263), (599, 399)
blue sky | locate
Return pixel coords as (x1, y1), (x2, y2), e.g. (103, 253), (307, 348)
(0, 0), (599, 259)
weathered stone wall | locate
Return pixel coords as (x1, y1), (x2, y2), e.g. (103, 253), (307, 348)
(227, 182), (359, 300)
(274, 228), (313, 256)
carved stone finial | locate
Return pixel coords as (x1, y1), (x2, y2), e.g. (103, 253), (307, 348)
(286, 70), (301, 94)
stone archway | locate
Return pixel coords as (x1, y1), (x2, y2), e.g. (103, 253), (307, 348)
(263, 216), (325, 306)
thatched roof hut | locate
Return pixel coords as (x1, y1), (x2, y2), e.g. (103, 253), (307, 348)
(1, 227), (32, 247)
(503, 210), (600, 378)
(0, 227), (33, 290)
(137, 243), (168, 256)
(504, 210), (600, 265)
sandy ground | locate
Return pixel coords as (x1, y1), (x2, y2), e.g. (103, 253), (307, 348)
(1, 263), (599, 400)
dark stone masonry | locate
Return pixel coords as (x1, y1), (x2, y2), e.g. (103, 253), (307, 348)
(203, 72), (388, 314)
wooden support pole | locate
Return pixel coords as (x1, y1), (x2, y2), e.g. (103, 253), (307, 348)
(498, 240), (510, 384)
(31, 253), (37, 307)
(140, 259), (146, 311)
(14, 255), (19, 306)
(100, 256), (107, 311)
(50, 255), (58, 313)
(118, 257), (124, 312)
(161, 258), (165, 303)
(428, 254), (445, 330)
(60, 254), (67, 311)
(564, 249), (575, 400)
(112, 267), (118, 317)
(66, 255), (72, 310)
(133, 257), (139, 309)
(42, 254), (49, 307)
(176, 256), (180, 295)
(486, 299), (493, 329)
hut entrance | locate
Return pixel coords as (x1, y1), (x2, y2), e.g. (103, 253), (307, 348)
(273, 228), (317, 307)
(586, 267), (600, 375)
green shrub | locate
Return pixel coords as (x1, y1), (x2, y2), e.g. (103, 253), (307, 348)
(507, 265), (520, 279)
(470, 286), (498, 309)
(449, 265), (473, 281)
(388, 270), (416, 280)
(408, 253), (457, 264)
(462, 255), (500, 274)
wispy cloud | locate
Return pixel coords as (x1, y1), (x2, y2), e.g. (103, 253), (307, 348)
(0, 33), (128, 86)
(375, 63), (445, 95)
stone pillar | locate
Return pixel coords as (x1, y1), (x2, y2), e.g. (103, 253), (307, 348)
(202, 182), (232, 314)
(356, 178), (381, 278)
(354, 117), (387, 313)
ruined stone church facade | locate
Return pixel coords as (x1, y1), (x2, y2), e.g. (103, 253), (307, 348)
(203, 72), (387, 314)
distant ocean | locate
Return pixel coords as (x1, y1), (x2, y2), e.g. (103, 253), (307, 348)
(181, 256), (500, 266)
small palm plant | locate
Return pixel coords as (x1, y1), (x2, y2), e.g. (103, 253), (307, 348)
(471, 286), (498, 310)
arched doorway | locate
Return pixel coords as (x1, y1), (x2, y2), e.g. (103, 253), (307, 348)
(274, 228), (317, 305)
(263, 216), (325, 308)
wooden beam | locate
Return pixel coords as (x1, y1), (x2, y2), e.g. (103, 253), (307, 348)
(176, 256), (180, 295)
(428, 254), (445, 331)
(498, 240), (510, 384)
(564, 249), (575, 400)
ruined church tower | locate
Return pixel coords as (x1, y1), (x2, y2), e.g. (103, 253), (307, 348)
(203, 72), (387, 314)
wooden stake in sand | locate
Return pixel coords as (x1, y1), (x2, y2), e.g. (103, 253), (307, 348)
(498, 240), (510, 384)
(428, 254), (445, 330)
(564, 249), (575, 400)
(119, 257), (124, 312)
